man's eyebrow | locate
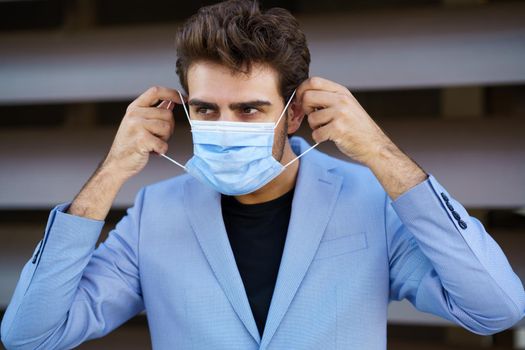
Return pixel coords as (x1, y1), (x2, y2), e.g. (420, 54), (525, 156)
(188, 99), (219, 109)
(230, 100), (272, 109)
(188, 99), (272, 110)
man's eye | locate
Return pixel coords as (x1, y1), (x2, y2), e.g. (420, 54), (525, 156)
(242, 107), (258, 115)
(196, 108), (215, 115)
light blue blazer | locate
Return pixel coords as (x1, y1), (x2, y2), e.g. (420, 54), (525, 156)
(2, 137), (524, 350)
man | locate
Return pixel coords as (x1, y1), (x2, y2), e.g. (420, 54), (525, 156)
(1, 1), (524, 349)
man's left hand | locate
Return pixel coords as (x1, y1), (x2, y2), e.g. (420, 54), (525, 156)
(296, 76), (428, 200)
(296, 76), (392, 167)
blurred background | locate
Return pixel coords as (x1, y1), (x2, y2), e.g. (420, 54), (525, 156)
(0, 0), (524, 349)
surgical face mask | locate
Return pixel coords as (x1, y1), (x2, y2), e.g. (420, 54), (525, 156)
(160, 89), (318, 196)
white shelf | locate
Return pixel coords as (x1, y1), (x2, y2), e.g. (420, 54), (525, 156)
(1, 3), (524, 105)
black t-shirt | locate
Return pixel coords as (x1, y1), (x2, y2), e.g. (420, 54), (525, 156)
(221, 188), (294, 337)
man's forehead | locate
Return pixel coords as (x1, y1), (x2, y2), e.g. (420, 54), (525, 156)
(187, 61), (281, 101)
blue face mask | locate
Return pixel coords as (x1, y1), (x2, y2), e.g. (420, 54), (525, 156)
(160, 89), (318, 196)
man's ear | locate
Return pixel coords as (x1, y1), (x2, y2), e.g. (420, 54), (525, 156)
(287, 100), (305, 134)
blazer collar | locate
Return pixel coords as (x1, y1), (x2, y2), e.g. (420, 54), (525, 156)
(260, 140), (343, 347)
(184, 137), (343, 346)
(183, 178), (261, 343)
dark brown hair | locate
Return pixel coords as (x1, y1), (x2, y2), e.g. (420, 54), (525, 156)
(175, 0), (310, 102)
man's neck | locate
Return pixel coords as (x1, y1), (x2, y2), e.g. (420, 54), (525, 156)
(234, 139), (299, 205)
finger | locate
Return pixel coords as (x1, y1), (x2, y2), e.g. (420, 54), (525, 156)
(132, 106), (174, 122)
(307, 108), (334, 130)
(143, 119), (173, 141)
(140, 133), (169, 156)
(301, 89), (344, 115)
(131, 86), (183, 108)
(296, 76), (349, 104)
(311, 123), (332, 144)
(155, 101), (176, 133)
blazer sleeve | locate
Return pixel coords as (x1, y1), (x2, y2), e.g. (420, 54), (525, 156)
(386, 173), (525, 335)
(1, 188), (147, 350)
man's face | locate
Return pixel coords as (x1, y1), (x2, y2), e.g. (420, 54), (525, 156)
(186, 60), (292, 161)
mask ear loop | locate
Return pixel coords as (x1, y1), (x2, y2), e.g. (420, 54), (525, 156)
(283, 141), (319, 168)
(275, 89), (320, 168)
(273, 89), (297, 130)
(177, 90), (192, 126)
(158, 90), (192, 170)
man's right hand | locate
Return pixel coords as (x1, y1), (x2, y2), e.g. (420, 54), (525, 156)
(101, 86), (182, 181)
(66, 86), (183, 221)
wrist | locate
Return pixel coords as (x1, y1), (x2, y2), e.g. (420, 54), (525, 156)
(360, 139), (399, 169)
(97, 162), (130, 188)
(364, 141), (428, 200)
(99, 156), (132, 185)
(67, 164), (127, 221)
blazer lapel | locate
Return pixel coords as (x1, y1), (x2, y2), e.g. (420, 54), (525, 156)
(183, 178), (261, 344)
(260, 157), (343, 349)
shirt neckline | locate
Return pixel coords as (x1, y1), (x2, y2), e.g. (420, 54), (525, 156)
(221, 187), (295, 213)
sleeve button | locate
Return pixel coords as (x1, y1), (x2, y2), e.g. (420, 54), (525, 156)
(452, 211), (461, 220)
(440, 192), (450, 202)
(458, 220), (468, 229)
(446, 202), (455, 211)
